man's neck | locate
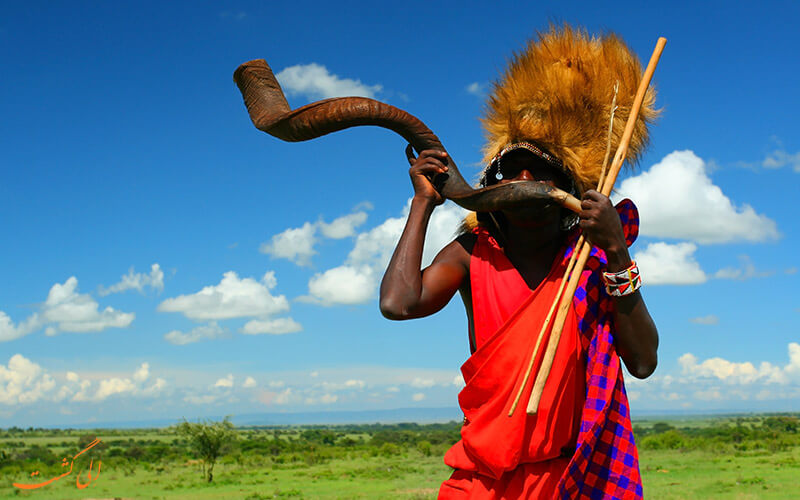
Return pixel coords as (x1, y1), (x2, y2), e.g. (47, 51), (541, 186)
(504, 223), (562, 260)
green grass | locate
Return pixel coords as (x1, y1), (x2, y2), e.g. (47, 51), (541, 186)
(2, 415), (798, 499)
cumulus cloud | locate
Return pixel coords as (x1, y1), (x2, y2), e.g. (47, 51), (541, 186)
(762, 149), (800, 173)
(1, 357), (166, 405)
(320, 393), (338, 404)
(43, 277), (135, 333)
(99, 263), (164, 296)
(0, 354), (56, 404)
(633, 242), (707, 285)
(158, 271), (288, 321)
(689, 315), (719, 325)
(276, 63), (382, 99)
(260, 222), (317, 266)
(714, 255), (773, 281)
(164, 322), (229, 345)
(71, 362), (166, 402)
(243, 376), (257, 388)
(412, 393), (426, 401)
(305, 265), (376, 306)
(410, 377), (435, 388)
(678, 343), (800, 385)
(214, 374), (234, 388)
(302, 201), (467, 305)
(260, 209), (370, 266)
(0, 312), (42, 342)
(319, 211), (369, 239)
(241, 317), (302, 335)
(617, 150), (779, 244)
(344, 379), (365, 389)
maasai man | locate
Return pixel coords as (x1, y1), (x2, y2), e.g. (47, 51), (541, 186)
(380, 26), (659, 499)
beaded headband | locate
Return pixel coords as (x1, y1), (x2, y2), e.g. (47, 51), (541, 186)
(480, 142), (574, 194)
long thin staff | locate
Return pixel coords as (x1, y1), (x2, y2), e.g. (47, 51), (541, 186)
(506, 82), (620, 417)
(525, 37), (667, 415)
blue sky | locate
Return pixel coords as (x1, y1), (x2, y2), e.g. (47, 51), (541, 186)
(1, 1), (798, 427)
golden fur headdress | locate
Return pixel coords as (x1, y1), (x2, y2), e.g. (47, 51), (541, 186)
(480, 24), (657, 193)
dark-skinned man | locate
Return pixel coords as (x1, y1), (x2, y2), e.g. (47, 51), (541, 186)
(380, 26), (660, 500)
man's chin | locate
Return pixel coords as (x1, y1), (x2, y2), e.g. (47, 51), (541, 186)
(502, 205), (560, 227)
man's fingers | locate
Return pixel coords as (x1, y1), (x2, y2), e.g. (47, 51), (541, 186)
(405, 144), (417, 165)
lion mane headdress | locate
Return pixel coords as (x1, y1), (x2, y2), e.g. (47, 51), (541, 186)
(475, 24), (657, 206)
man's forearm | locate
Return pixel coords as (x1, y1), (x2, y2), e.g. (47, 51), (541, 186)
(605, 246), (659, 379)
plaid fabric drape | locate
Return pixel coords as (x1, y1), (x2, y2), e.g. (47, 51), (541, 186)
(556, 198), (643, 499)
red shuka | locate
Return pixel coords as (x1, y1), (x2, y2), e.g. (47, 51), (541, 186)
(439, 227), (586, 499)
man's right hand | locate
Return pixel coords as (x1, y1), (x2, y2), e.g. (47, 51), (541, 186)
(406, 145), (448, 206)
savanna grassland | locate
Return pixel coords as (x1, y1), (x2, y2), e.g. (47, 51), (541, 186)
(1, 414), (798, 499)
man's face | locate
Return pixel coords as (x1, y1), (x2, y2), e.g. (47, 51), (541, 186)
(494, 149), (569, 189)
(493, 150), (571, 227)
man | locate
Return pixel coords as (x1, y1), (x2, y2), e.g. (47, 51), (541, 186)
(379, 26), (659, 499)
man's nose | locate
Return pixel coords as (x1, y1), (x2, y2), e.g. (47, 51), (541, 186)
(513, 169), (535, 181)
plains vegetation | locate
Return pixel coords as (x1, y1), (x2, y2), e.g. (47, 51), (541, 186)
(1, 414), (798, 499)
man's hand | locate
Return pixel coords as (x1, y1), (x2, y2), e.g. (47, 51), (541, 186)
(406, 145), (448, 206)
(579, 190), (630, 268)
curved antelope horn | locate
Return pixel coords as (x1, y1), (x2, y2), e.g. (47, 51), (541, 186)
(233, 59), (581, 214)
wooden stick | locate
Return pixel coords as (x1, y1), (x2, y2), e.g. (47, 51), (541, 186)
(507, 243), (580, 416)
(525, 37), (667, 415)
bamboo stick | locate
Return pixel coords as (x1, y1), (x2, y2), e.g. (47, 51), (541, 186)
(525, 37), (667, 415)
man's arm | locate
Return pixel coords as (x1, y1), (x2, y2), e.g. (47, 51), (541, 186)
(580, 190), (659, 379)
(379, 149), (469, 320)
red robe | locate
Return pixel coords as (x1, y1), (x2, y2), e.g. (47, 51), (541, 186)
(439, 227), (586, 499)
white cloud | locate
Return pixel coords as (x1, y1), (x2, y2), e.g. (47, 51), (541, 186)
(303, 201), (467, 306)
(243, 376), (257, 388)
(690, 315), (719, 325)
(269, 380), (286, 388)
(678, 343), (800, 385)
(99, 263), (164, 296)
(241, 317), (302, 335)
(274, 388), (292, 405)
(318, 211), (369, 239)
(762, 149), (800, 172)
(465, 82), (485, 96)
(344, 379), (365, 389)
(412, 393), (426, 401)
(214, 374), (234, 388)
(61, 361), (166, 403)
(158, 271), (288, 321)
(453, 374), (465, 387)
(0, 354), (56, 404)
(320, 393), (338, 404)
(714, 255), (773, 281)
(133, 362), (150, 383)
(260, 222), (317, 266)
(261, 209), (370, 266)
(305, 265), (376, 306)
(0, 312), (42, 342)
(617, 150), (779, 244)
(410, 377), (435, 388)
(43, 277), (135, 333)
(276, 63), (382, 99)
(634, 242), (707, 285)
(164, 322), (229, 345)
(94, 378), (136, 401)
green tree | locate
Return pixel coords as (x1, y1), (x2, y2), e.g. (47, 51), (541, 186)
(177, 416), (237, 482)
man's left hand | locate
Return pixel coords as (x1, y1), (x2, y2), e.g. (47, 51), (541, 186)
(579, 190), (627, 257)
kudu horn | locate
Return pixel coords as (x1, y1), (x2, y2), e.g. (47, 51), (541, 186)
(233, 59), (581, 214)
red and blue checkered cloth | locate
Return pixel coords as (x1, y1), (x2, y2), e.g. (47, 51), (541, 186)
(555, 198), (643, 499)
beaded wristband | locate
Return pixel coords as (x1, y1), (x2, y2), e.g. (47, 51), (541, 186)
(602, 261), (642, 297)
